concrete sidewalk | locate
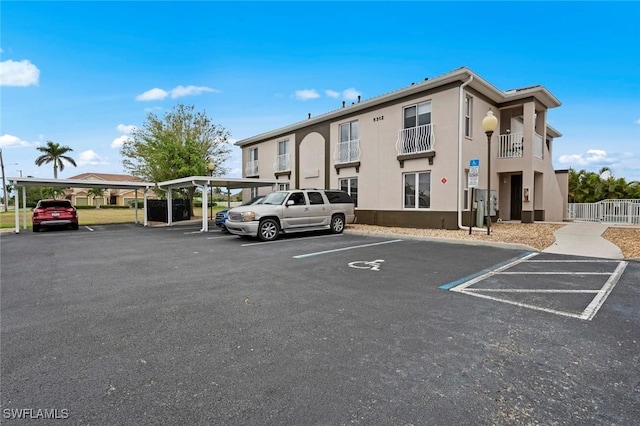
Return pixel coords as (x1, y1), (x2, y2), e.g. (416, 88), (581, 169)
(542, 222), (624, 259)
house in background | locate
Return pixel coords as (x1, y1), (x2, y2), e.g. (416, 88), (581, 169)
(65, 173), (149, 206)
(235, 67), (568, 230)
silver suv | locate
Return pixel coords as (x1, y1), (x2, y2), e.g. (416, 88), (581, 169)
(225, 189), (356, 241)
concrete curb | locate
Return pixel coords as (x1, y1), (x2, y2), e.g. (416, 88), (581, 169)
(344, 229), (539, 253)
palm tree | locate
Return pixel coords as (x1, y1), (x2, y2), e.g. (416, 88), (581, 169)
(87, 187), (105, 207)
(35, 141), (77, 178)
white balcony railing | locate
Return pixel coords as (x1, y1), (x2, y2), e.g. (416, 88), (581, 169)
(274, 153), (291, 172)
(335, 139), (360, 164)
(534, 133), (544, 159)
(245, 160), (259, 176)
(498, 132), (524, 158)
(396, 124), (434, 155)
(498, 132), (545, 159)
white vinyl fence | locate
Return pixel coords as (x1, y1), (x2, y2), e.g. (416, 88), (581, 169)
(567, 199), (640, 224)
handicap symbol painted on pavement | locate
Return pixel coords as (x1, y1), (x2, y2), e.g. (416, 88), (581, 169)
(348, 259), (385, 271)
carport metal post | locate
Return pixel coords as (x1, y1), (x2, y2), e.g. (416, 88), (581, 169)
(134, 189), (139, 224)
(166, 189), (173, 226)
(192, 180), (208, 232)
(22, 185), (26, 231)
(143, 189), (149, 227)
(13, 183), (19, 233)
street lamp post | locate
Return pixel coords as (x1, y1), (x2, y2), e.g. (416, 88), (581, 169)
(207, 162), (215, 221)
(481, 110), (498, 235)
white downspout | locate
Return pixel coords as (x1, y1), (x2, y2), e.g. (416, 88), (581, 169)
(457, 75), (484, 232)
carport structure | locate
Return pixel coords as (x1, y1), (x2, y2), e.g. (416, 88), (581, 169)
(155, 176), (286, 232)
(8, 176), (286, 233)
(9, 176), (154, 233)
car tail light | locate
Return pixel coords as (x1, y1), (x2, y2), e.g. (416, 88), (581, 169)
(33, 208), (43, 218)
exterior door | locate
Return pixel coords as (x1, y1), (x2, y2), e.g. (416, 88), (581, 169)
(511, 174), (522, 220)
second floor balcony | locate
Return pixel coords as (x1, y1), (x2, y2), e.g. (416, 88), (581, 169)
(498, 132), (544, 159)
(274, 153), (291, 172)
(245, 160), (259, 177)
(396, 123), (436, 166)
(335, 139), (360, 164)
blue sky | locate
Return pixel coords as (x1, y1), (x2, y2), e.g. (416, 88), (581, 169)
(1, 1), (639, 183)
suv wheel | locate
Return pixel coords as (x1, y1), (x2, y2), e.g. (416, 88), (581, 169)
(330, 214), (345, 234)
(258, 218), (280, 241)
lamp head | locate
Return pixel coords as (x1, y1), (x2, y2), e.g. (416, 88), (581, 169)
(482, 110), (498, 133)
(207, 162), (215, 172)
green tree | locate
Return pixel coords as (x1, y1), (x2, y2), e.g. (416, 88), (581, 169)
(568, 168), (638, 202)
(121, 104), (231, 216)
(88, 187), (105, 207)
(35, 141), (77, 179)
(41, 187), (69, 199)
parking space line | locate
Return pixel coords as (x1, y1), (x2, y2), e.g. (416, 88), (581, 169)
(464, 289), (600, 293)
(499, 272), (612, 275)
(444, 251), (629, 321)
(445, 252), (539, 291)
(455, 291), (588, 320)
(582, 261), (628, 320)
(527, 260), (619, 263)
(293, 239), (403, 259)
(241, 234), (342, 247)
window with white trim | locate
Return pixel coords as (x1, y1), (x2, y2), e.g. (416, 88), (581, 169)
(339, 177), (358, 207)
(278, 183), (290, 191)
(403, 171), (431, 208)
(464, 95), (472, 138)
(276, 139), (290, 171)
(403, 101), (431, 129)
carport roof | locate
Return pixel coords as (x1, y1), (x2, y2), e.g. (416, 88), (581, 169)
(8, 176), (287, 191)
(156, 176), (287, 190)
(8, 176), (154, 190)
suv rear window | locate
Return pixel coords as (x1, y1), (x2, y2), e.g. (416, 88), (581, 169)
(324, 191), (354, 204)
(38, 200), (73, 208)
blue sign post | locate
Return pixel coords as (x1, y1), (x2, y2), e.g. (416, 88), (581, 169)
(468, 160), (480, 234)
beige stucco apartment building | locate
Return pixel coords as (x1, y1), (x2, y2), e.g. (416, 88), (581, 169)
(236, 67), (568, 230)
(65, 173), (148, 206)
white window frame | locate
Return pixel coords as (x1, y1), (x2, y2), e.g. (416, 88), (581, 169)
(403, 101), (431, 129)
(277, 183), (290, 191)
(403, 171), (431, 209)
(275, 139), (290, 172)
(464, 95), (472, 138)
(339, 177), (358, 207)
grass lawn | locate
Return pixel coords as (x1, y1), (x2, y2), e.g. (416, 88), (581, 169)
(0, 206), (226, 229)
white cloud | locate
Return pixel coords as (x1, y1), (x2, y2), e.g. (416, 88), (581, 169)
(558, 149), (614, 166)
(325, 89), (340, 98)
(77, 150), (108, 167)
(294, 89), (320, 100)
(0, 59), (40, 87)
(136, 85), (218, 101)
(110, 135), (131, 149)
(136, 88), (168, 101)
(144, 106), (163, 113)
(635, 118), (640, 125)
(170, 85), (217, 98)
(342, 88), (361, 101)
(0, 134), (31, 147)
(116, 124), (136, 134)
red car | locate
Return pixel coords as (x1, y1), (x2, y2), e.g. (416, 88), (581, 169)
(32, 199), (79, 232)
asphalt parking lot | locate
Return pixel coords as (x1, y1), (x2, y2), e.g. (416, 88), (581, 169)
(1, 224), (639, 425)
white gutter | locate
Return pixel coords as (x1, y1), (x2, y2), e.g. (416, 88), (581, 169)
(457, 75), (485, 233)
